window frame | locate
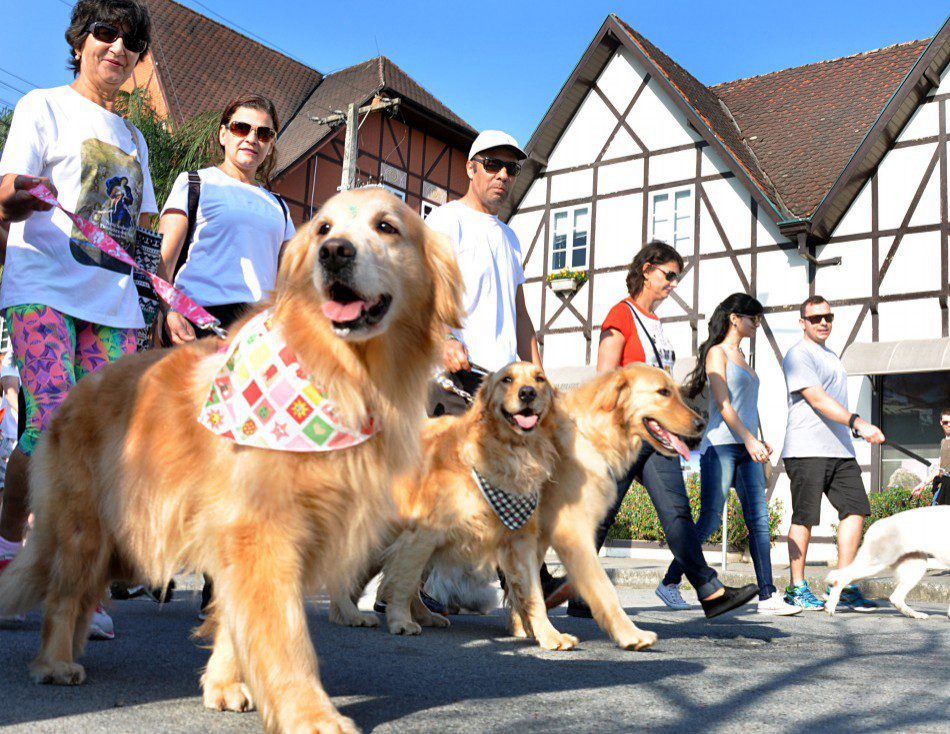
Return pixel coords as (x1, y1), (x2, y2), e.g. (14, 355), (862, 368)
(549, 204), (591, 272)
(649, 186), (693, 248)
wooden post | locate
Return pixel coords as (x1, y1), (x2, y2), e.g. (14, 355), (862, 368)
(340, 103), (359, 191)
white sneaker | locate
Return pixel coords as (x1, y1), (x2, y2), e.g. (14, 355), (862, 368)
(655, 583), (691, 610)
(88, 603), (115, 640)
(757, 591), (803, 616)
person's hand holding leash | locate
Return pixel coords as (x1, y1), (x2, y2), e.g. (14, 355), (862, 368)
(166, 310), (197, 344)
(744, 436), (771, 463)
(853, 417), (885, 445)
(443, 335), (470, 373)
(0, 175), (58, 222)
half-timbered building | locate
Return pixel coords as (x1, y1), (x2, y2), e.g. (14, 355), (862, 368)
(124, 0), (476, 223)
(503, 14), (950, 555)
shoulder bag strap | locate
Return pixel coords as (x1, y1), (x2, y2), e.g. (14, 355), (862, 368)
(172, 171), (201, 279)
(273, 192), (289, 226)
(624, 301), (665, 370)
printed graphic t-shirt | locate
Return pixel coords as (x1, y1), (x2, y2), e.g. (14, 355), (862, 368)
(781, 338), (855, 459)
(162, 167), (295, 307)
(425, 200), (525, 371)
(0, 86), (157, 328)
(600, 298), (675, 372)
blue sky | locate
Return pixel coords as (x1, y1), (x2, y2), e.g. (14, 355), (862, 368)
(2, 1), (948, 146)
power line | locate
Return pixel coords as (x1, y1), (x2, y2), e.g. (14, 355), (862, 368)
(0, 67), (40, 90)
(0, 79), (28, 96)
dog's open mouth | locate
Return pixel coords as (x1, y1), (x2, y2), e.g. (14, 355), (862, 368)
(503, 407), (539, 432)
(644, 418), (691, 461)
(321, 282), (392, 332)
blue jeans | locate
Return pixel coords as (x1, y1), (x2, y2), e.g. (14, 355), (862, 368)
(595, 445), (722, 599)
(666, 444), (776, 600)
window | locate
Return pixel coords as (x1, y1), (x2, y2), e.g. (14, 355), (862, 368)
(381, 183), (406, 201)
(550, 206), (589, 271)
(421, 201), (436, 219)
(880, 371), (950, 486)
(651, 188), (692, 247)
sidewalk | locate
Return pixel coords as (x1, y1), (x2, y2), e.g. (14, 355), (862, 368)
(545, 555), (950, 604)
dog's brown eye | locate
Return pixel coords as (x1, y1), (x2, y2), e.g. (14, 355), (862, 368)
(317, 222), (331, 235)
(377, 220), (398, 234)
(658, 388), (672, 397)
(502, 376), (513, 384)
(536, 375), (546, 383)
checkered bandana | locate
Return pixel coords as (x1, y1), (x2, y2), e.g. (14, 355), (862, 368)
(197, 309), (378, 452)
(471, 468), (539, 531)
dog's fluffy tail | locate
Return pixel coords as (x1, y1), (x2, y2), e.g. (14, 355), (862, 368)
(424, 560), (500, 614)
(0, 534), (49, 616)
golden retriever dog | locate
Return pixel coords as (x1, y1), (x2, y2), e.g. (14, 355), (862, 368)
(0, 188), (463, 734)
(373, 362), (579, 650)
(509, 364), (705, 651)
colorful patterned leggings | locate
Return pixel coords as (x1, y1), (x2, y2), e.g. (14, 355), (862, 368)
(5, 304), (137, 455)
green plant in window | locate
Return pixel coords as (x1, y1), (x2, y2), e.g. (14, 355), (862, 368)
(545, 268), (588, 285)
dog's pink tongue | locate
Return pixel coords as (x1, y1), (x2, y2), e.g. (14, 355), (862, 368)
(666, 430), (691, 461)
(322, 300), (365, 322)
(514, 413), (539, 430)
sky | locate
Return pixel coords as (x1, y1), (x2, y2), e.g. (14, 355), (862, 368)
(1, 1), (948, 146)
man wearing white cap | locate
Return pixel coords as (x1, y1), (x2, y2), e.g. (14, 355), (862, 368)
(425, 130), (540, 416)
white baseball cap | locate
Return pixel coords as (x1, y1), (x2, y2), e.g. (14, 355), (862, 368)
(468, 130), (527, 161)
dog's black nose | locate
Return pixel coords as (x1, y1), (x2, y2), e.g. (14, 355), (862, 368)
(518, 386), (536, 404)
(318, 238), (356, 272)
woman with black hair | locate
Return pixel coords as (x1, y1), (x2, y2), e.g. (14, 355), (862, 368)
(0, 0), (155, 639)
(666, 293), (800, 615)
(547, 242), (758, 620)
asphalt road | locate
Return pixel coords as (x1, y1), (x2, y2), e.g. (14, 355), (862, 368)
(1, 588), (948, 733)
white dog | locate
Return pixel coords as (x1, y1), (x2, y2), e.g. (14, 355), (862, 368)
(826, 506), (950, 619)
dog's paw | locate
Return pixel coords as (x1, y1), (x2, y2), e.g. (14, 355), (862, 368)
(900, 609), (929, 620)
(420, 612), (450, 629)
(617, 628), (658, 651)
(288, 711), (360, 734)
(388, 619), (422, 636)
(328, 607), (380, 628)
(824, 604), (838, 617)
(203, 680), (255, 712)
(537, 631), (579, 651)
(29, 660), (86, 686)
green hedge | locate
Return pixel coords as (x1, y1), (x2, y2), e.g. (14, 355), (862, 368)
(607, 472), (784, 551)
(832, 484), (935, 542)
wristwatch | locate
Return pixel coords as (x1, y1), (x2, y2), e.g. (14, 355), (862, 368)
(848, 413), (860, 429)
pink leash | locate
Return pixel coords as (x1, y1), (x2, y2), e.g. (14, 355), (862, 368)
(28, 183), (226, 338)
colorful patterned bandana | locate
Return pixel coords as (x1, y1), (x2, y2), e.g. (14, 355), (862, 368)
(471, 468), (539, 531)
(198, 310), (378, 452)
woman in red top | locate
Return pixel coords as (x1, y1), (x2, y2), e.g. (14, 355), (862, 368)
(561, 241), (757, 619)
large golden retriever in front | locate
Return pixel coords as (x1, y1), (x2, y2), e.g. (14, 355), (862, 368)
(0, 188), (462, 734)
(376, 362), (577, 650)
(512, 364), (705, 651)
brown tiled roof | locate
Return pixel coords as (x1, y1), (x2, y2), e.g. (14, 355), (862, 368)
(144, 0), (323, 126)
(713, 39), (930, 218)
(276, 56), (474, 175)
(613, 17), (785, 216)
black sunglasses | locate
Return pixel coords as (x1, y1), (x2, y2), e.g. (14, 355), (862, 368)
(87, 22), (148, 54)
(227, 120), (276, 143)
(803, 313), (834, 324)
(650, 264), (680, 283)
(738, 313), (762, 325)
(472, 156), (522, 176)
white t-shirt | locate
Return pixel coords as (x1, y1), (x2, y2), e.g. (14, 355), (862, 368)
(0, 86), (157, 328)
(425, 200), (525, 371)
(781, 339), (855, 459)
(161, 166), (295, 306)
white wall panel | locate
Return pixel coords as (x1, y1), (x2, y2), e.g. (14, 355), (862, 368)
(541, 331), (589, 369)
(596, 48), (647, 108)
(546, 295), (587, 331)
(897, 100), (940, 143)
(518, 178), (546, 210)
(833, 178), (872, 237)
(522, 280), (543, 324)
(509, 210), (544, 279)
(546, 91), (617, 170)
(593, 195), (642, 269)
(932, 65), (950, 96)
(695, 258), (745, 315)
(879, 231), (942, 296)
(549, 169), (594, 206)
(755, 252), (809, 316)
(814, 239), (872, 301)
(648, 148), (695, 186)
(756, 211), (784, 247)
(877, 298), (943, 341)
(698, 204), (725, 254)
(701, 147), (732, 177)
(702, 178), (754, 250)
(598, 159), (644, 195)
(909, 160), (943, 227)
(628, 81), (701, 151)
(591, 271), (629, 327)
(877, 144), (937, 230)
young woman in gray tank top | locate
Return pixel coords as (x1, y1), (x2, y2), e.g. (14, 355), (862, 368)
(664, 294), (800, 615)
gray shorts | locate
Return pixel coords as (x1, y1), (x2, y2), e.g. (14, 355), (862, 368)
(784, 457), (870, 527)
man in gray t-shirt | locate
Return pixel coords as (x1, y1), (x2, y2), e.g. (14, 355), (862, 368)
(780, 296), (885, 612)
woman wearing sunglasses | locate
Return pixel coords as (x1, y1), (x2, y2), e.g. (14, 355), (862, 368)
(0, 0), (155, 639)
(552, 242), (758, 620)
(666, 293), (800, 615)
(157, 94), (293, 346)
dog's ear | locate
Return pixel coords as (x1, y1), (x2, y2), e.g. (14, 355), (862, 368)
(594, 370), (629, 413)
(423, 227), (464, 330)
(276, 224), (315, 288)
(470, 371), (495, 413)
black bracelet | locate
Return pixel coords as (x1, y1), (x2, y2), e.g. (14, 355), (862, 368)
(848, 413), (860, 429)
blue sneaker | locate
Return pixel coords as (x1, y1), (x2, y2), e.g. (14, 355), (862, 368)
(784, 581), (825, 611)
(831, 584), (879, 612)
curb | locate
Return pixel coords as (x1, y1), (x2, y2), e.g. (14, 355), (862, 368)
(548, 564), (950, 605)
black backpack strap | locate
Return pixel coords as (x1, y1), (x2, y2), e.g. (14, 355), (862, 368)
(172, 170), (201, 279)
(273, 191), (289, 228)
